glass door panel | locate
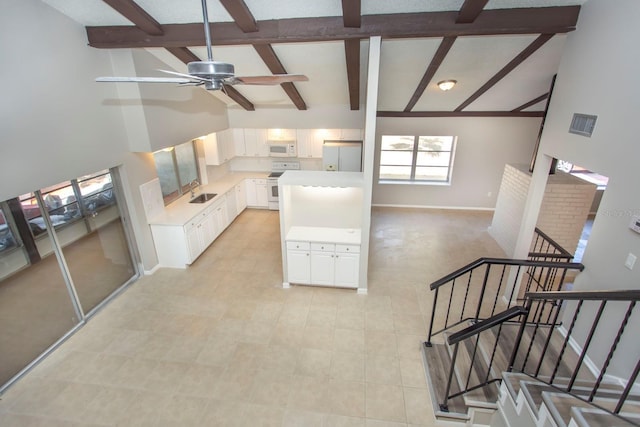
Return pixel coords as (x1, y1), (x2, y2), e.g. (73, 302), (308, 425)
(0, 220), (80, 386)
(60, 170), (136, 314)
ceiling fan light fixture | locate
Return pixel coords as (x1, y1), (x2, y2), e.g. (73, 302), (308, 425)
(437, 80), (457, 91)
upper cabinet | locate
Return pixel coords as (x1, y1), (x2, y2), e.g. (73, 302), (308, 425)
(267, 128), (296, 141)
(296, 129), (364, 159)
(203, 129), (234, 165)
(242, 129), (269, 157)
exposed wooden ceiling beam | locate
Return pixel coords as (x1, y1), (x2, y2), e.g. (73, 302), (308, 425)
(455, 34), (554, 112)
(102, 0), (163, 36)
(344, 39), (360, 110)
(456, 0), (490, 24)
(222, 85), (255, 111)
(252, 44), (307, 110)
(342, 0), (361, 28)
(86, 7), (580, 48)
(219, 0), (258, 32)
(165, 46), (200, 63)
(511, 93), (549, 112)
(377, 111), (544, 118)
(165, 47), (255, 111)
(404, 36), (456, 112)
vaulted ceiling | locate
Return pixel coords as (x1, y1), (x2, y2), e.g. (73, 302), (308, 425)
(41, 0), (585, 116)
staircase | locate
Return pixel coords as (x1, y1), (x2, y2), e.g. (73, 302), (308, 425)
(422, 230), (640, 426)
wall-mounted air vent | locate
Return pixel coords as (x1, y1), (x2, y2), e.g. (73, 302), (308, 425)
(569, 113), (597, 137)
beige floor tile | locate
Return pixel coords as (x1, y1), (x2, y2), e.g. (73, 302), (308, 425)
(175, 363), (224, 397)
(399, 357), (427, 388)
(295, 348), (333, 378)
(366, 354), (402, 385)
(282, 408), (325, 427)
(365, 330), (398, 357)
(242, 402), (286, 426)
(258, 344), (299, 375)
(330, 352), (365, 382)
(142, 360), (190, 392)
(403, 387), (434, 425)
(365, 419), (408, 427)
(324, 414), (366, 426)
(287, 375), (330, 413)
(335, 307), (365, 330)
(199, 399), (247, 427)
(334, 328), (365, 353)
(365, 383), (406, 423)
(249, 371), (293, 407)
(76, 386), (138, 425)
(307, 306), (337, 328)
(300, 325), (334, 351)
(326, 379), (365, 417)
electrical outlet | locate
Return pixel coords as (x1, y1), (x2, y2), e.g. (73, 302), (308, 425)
(625, 253), (636, 270)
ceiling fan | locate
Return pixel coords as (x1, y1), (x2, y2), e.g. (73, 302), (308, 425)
(96, 0), (308, 91)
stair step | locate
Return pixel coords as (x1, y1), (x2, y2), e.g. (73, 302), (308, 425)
(422, 342), (469, 419)
(570, 406), (640, 427)
(543, 391), (640, 427)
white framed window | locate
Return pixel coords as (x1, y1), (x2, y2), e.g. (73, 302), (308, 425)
(379, 135), (456, 184)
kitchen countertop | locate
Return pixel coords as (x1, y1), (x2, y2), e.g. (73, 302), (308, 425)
(286, 226), (361, 245)
(148, 172), (268, 226)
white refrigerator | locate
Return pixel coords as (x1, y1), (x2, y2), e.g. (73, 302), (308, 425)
(322, 141), (363, 172)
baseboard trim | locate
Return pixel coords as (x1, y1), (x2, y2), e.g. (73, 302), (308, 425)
(371, 203), (494, 211)
(144, 264), (161, 275)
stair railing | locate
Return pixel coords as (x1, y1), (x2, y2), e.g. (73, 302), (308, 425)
(524, 228), (575, 295)
(509, 289), (640, 418)
(439, 306), (528, 412)
(426, 257), (584, 346)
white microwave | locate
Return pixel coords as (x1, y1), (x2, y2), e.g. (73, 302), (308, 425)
(268, 142), (297, 157)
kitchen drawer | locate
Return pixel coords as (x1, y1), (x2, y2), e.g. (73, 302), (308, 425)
(335, 244), (360, 254)
(287, 241), (310, 250)
(311, 242), (335, 252)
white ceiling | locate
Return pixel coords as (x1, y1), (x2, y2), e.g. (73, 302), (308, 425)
(40, 0), (586, 112)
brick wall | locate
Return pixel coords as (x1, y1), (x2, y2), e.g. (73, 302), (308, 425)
(489, 164), (597, 257)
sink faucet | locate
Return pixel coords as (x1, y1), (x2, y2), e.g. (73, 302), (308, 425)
(190, 179), (199, 198)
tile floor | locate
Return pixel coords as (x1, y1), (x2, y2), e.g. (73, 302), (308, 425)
(0, 207), (505, 426)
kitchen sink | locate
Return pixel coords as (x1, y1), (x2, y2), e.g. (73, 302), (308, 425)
(189, 193), (217, 203)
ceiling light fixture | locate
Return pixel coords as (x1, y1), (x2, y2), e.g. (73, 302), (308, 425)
(437, 80), (457, 91)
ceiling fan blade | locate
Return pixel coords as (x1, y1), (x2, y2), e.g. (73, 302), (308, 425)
(227, 75), (309, 85)
(96, 76), (194, 84)
(158, 69), (210, 82)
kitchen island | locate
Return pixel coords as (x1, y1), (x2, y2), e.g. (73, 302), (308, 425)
(278, 171), (365, 290)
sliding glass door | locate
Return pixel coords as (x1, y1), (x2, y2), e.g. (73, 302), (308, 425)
(0, 167), (138, 389)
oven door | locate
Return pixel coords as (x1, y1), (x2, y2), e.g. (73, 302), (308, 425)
(267, 178), (279, 210)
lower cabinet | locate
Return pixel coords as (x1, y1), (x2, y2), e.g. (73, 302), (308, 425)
(286, 241), (359, 288)
(245, 178), (268, 208)
(151, 196), (229, 268)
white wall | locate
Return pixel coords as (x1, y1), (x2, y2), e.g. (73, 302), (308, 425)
(228, 105), (364, 129)
(0, 0), (128, 200)
(532, 0), (640, 379)
(0, 0), (232, 271)
(373, 117), (541, 209)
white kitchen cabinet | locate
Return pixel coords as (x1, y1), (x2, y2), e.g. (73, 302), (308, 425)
(212, 197), (229, 238)
(245, 178), (268, 208)
(226, 189), (238, 222)
(286, 239), (360, 288)
(295, 129), (319, 158)
(235, 182), (247, 213)
(204, 130), (234, 165)
(243, 128), (269, 157)
(286, 241), (311, 284)
(232, 128), (247, 157)
(310, 243), (335, 286)
(267, 128), (296, 141)
(340, 128), (363, 140)
(334, 245), (360, 287)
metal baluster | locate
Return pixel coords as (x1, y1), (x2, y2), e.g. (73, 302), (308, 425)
(521, 299), (546, 372)
(426, 287), (439, 346)
(551, 299), (582, 384)
(474, 264), (492, 321)
(445, 279), (455, 328)
(490, 265), (508, 317)
(589, 301), (636, 401)
(485, 322), (505, 383)
(461, 271), (473, 321)
(508, 298), (533, 372)
(508, 266), (522, 306)
(465, 335), (481, 391)
(567, 300), (607, 392)
(615, 359), (640, 414)
(441, 342), (459, 412)
(535, 296), (565, 377)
